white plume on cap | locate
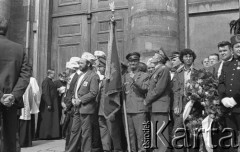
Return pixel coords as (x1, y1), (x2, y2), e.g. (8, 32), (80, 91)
(66, 61), (79, 70)
(94, 50), (106, 57)
(81, 52), (96, 62)
(69, 57), (81, 63)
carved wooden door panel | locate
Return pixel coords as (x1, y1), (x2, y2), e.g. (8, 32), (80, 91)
(51, 0), (88, 74)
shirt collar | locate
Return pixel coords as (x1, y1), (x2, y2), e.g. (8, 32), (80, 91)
(183, 65), (193, 72)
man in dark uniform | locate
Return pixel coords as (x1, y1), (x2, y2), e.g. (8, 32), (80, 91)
(124, 52), (149, 152)
(144, 53), (171, 152)
(218, 34), (240, 151)
(0, 17), (31, 152)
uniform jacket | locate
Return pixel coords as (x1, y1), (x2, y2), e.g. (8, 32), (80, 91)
(172, 67), (198, 114)
(75, 69), (99, 114)
(0, 35), (31, 108)
(124, 71), (149, 113)
(218, 57), (240, 113)
(145, 64), (171, 113)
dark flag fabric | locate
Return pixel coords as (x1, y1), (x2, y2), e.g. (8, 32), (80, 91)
(104, 19), (122, 119)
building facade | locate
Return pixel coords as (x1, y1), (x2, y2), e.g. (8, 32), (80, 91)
(1, 0), (239, 84)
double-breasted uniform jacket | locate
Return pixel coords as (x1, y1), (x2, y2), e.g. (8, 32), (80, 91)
(145, 64), (171, 113)
(124, 71), (149, 113)
(172, 67), (198, 114)
(75, 69), (100, 114)
(218, 57), (240, 113)
(0, 35), (31, 152)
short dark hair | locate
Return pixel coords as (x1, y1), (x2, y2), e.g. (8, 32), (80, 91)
(0, 17), (8, 35)
(217, 41), (231, 49)
(47, 69), (55, 76)
(138, 62), (147, 73)
(179, 49), (197, 63)
(209, 53), (219, 61)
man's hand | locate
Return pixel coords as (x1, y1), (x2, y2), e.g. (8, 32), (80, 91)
(47, 106), (52, 111)
(108, 114), (115, 122)
(1, 94), (15, 107)
(174, 106), (180, 115)
(143, 100), (147, 106)
(129, 72), (135, 78)
(221, 97), (237, 108)
(72, 98), (81, 106)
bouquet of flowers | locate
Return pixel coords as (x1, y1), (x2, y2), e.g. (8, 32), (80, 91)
(184, 69), (223, 130)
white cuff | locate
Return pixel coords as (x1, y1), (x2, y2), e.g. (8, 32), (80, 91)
(229, 97), (237, 107)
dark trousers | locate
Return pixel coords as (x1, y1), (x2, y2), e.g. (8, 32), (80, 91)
(67, 111), (93, 152)
(63, 110), (74, 150)
(92, 112), (102, 152)
(66, 111), (81, 152)
(127, 113), (147, 152)
(151, 113), (169, 152)
(1, 108), (18, 152)
(99, 115), (123, 152)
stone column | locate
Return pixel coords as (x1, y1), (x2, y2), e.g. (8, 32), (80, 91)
(128, 0), (179, 62)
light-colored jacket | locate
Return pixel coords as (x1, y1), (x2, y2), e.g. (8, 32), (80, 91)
(20, 77), (40, 120)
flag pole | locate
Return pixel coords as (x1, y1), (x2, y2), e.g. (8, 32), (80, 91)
(109, 2), (131, 152)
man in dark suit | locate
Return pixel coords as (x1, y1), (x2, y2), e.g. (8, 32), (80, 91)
(218, 34), (240, 151)
(0, 17), (31, 152)
(124, 52), (149, 152)
(207, 41), (233, 78)
(67, 52), (99, 152)
(144, 52), (171, 152)
(63, 59), (81, 150)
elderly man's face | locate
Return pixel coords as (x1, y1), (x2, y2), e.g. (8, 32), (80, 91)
(202, 58), (209, 68)
(49, 71), (55, 79)
(147, 63), (155, 73)
(128, 59), (139, 71)
(233, 43), (240, 57)
(171, 57), (181, 68)
(98, 66), (106, 75)
(209, 55), (219, 66)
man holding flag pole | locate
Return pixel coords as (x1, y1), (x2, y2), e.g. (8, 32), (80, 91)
(103, 2), (131, 152)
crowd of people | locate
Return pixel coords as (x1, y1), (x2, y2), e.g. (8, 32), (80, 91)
(27, 33), (239, 152)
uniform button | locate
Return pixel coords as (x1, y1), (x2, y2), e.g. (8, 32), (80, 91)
(230, 84), (233, 85)
(234, 69), (236, 70)
(232, 74), (235, 76)
(231, 79), (233, 80)
(230, 90), (232, 92)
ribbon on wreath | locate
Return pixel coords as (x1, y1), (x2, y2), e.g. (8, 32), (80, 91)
(202, 115), (213, 152)
(183, 100), (193, 121)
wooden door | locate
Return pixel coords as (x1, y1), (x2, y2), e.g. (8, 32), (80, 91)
(90, 0), (129, 61)
(51, 0), (129, 75)
(51, 0), (89, 74)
